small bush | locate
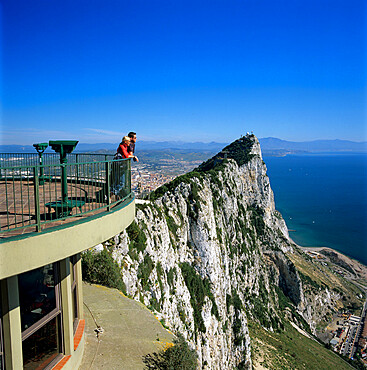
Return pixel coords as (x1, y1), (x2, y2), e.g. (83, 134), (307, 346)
(167, 268), (176, 287)
(232, 289), (243, 311)
(156, 262), (165, 299)
(180, 263), (219, 334)
(166, 214), (179, 235)
(248, 205), (266, 236)
(216, 227), (223, 243)
(180, 263), (207, 333)
(149, 297), (161, 312)
(142, 334), (198, 369)
(275, 286), (293, 311)
(127, 221), (147, 254)
(82, 249), (126, 293)
(298, 270), (320, 290)
(167, 267), (176, 294)
(138, 254), (155, 291)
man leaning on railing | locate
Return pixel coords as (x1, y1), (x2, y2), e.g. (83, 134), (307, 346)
(111, 136), (133, 197)
(127, 131), (139, 162)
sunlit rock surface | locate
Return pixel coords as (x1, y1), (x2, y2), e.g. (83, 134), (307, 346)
(94, 135), (342, 369)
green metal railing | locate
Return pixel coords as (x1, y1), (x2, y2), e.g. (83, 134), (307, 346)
(0, 157), (132, 236)
(0, 153), (114, 169)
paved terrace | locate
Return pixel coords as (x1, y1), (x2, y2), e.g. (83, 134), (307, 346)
(81, 283), (175, 369)
(0, 179), (124, 239)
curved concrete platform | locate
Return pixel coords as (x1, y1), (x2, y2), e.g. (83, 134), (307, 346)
(80, 283), (175, 369)
(0, 197), (135, 279)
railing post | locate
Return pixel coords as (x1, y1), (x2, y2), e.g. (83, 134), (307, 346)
(76, 154), (79, 181)
(0, 154), (3, 179)
(33, 167), (41, 232)
(127, 158), (132, 195)
(106, 161), (111, 212)
(60, 162), (68, 205)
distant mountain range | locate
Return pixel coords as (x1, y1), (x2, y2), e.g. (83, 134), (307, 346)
(1, 137), (366, 154)
(259, 137), (367, 153)
(0, 141), (227, 153)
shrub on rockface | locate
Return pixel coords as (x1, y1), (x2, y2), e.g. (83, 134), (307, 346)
(138, 254), (155, 291)
(127, 220), (147, 253)
(180, 263), (220, 334)
(82, 249), (126, 293)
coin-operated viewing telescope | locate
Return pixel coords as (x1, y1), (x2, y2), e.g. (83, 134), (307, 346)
(46, 140), (84, 218)
(33, 142), (49, 185)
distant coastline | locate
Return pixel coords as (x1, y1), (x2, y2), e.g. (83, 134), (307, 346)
(263, 150), (367, 157)
(1, 137), (366, 154)
(290, 230), (367, 268)
(298, 245), (367, 286)
(300, 245), (366, 268)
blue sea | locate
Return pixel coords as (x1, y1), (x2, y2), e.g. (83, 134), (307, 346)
(264, 154), (367, 266)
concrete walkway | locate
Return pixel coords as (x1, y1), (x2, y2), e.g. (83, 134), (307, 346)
(80, 283), (175, 369)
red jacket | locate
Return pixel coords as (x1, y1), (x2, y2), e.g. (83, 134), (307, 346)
(117, 143), (130, 159)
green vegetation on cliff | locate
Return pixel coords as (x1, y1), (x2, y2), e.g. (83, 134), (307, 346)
(198, 135), (255, 172)
(287, 248), (364, 316)
(149, 135), (256, 202)
(249, 320), (353, 370)
(149, 171), (203, 201)
(138, 254), (154, 291)
(82, 249), (126, 294)
(126, 220), (147, 260)
(180, 263), (220, 335)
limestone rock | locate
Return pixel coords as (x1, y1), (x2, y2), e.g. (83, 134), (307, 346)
(97, 134), (340, 369)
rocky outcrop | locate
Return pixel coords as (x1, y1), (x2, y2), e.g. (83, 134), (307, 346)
(93, 134), (340, 368)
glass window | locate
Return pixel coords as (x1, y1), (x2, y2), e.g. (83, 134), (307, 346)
(70, 256), (79, 333)
(19, 264), (58, 332)
(22, 316), (61, 370)
(70, 258), (74, 283)
(19, 263), (62, 369)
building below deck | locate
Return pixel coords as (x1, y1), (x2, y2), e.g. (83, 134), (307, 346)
(0, 152), (135, 369)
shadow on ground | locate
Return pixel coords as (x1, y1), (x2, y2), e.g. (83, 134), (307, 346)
(80, 282), (175, 370)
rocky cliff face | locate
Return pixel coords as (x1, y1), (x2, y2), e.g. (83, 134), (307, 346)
(95, 135), (341, 368)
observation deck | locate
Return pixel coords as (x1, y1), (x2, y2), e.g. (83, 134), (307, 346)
(0, 152), (135, 279)
(0, 150), (135, 369)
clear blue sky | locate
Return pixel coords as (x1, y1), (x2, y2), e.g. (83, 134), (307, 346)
(1, 0), (366, 145)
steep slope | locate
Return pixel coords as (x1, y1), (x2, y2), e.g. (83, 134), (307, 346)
(92, 134), (364, 369)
